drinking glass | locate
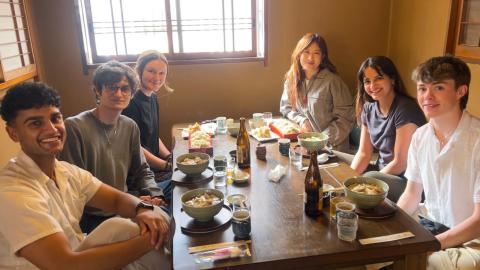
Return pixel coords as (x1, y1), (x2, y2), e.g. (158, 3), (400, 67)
(216, 116), (227, 134)
(213, 155), (227, 167)
(214, 165), (227, 188)
(226, 157), (236, 185)
(263, 112), (273, 125)
(329, 190), (346, 220)
(252, 113), (265, 128)
(289, 147), (302, 170)
(232, 202), (251, 239)
(337, 211), (358, 242)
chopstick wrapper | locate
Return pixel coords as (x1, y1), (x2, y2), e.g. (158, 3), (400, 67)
(189, 240), (251, 254)
(359, 231), (415, 245)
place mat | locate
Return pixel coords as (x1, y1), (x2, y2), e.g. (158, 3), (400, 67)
(180, 204), (232, 235)
(171, 167), (213, 187)
(355, 199), (397, 219)
(189, 240), (252, 253)
(359, 231), (415, 245)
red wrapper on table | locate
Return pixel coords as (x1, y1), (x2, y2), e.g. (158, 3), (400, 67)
(269, 123), (302, 141)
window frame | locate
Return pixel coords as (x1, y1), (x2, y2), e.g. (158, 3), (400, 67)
(446, 0), (480, 64)
(75, 0), (267, 69)
(0, 0), (37, 91)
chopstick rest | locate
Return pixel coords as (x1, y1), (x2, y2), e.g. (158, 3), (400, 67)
(359, 231), (414, 245)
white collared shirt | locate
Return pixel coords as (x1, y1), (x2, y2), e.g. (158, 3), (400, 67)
(0, 151), (101, 269)
(405, 111), (480, 228)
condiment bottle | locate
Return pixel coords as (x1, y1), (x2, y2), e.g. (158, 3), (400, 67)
(236, 117), (250, 169)
(304, 150), (323, 217)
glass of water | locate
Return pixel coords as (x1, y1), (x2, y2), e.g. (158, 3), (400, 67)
(214, 165), (227, 189)
(263, 112), (273, 125)
(216, 116), (227, 134)
(337, 211), (358, 242)
(289, 147), (303, 170)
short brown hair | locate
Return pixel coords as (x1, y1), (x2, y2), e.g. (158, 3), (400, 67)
(412, 56), (470, 110)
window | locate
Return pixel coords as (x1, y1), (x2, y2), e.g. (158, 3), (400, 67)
(76, 0), (266, 65)
(0, 0), (36, 91)
(447, 0), (480, 63)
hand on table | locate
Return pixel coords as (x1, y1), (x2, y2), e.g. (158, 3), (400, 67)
(140, 195), (166, 206)
(301, 121), (313, 132)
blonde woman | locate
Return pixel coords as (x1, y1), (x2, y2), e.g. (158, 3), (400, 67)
(123, 50), (174, 187)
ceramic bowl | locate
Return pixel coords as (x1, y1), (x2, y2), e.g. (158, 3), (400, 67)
(176, 152), (210, 176)
(343, 177), (389, 209)
(181, 188), (224, 222)
(297, 132), (329, 152)
(227, 123), (240, 136)
(232, 170), (250, 184)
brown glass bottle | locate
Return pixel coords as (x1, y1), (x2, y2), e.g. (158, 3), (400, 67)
(236, 117), (251, 169)
(304, 150), (323, 217)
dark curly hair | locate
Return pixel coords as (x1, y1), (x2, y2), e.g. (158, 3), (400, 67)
(412, 55), (470, 110)
(92, 60), (138, 103)
(1, 82), (61, 125)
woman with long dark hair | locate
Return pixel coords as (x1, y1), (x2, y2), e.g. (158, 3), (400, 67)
(351, 56), (426, 202)
(280, 33), (354, 152)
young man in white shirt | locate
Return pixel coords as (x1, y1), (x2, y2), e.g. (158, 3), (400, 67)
(397, 56), (480, 270)
(0, 82), (171, 270)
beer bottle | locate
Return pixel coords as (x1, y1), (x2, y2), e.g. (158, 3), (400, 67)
(236, 117), (251, 169)
(304, 150), (323, 217)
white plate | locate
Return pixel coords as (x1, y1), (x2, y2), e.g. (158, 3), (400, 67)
(249, 131), (280, 142)
(232, 171), (250, 183)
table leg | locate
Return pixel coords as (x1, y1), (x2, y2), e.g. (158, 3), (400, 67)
(392, 252), (427, 270)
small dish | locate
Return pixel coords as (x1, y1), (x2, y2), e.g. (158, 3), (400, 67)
(317, 153), (329, 164)
(323, 183), (334, 192)
(226, 194), (247, 206)
(233, 170), (250, 183)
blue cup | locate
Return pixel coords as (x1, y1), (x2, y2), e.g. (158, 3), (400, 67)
(232, 206), (251, 239)
(278, 138), (290, 156)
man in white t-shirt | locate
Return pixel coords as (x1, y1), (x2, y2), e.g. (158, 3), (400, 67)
(397, 56), (480, 270)
(0, 82), (171, 270)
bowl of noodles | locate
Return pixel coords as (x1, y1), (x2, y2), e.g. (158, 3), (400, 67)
(297, 132), (329, 152)
(176, 153), (210, 176)
(181, 188), (224, 221)
(344, 177), (389, 209)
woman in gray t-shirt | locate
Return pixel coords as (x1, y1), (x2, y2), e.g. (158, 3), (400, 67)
(351, 56), (426, 202)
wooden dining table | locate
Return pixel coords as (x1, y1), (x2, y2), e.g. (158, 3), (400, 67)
(171, 124), (440, 270)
